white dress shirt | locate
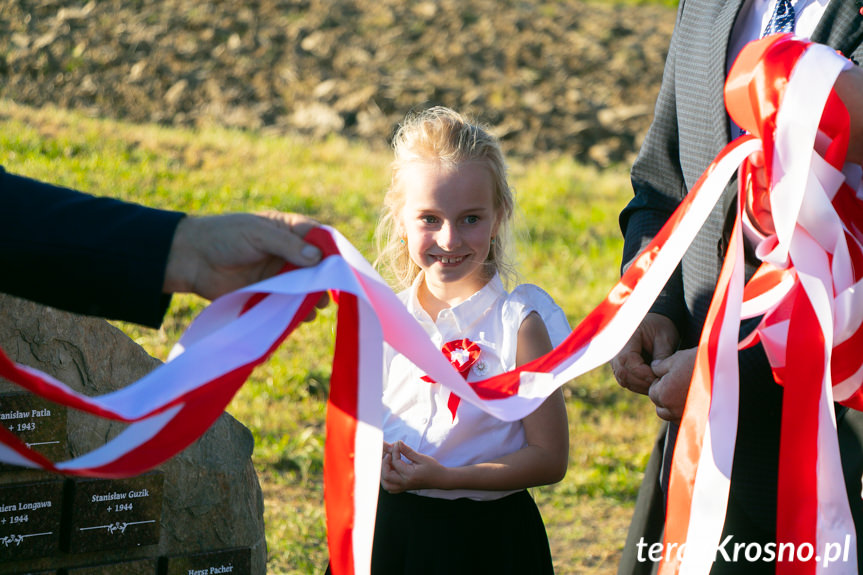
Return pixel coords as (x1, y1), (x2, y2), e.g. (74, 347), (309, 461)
(728, 0), (831, 139)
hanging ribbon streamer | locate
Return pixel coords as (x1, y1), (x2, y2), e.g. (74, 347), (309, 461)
(661, 34), (859, 575)
(0, 33), (858, 575)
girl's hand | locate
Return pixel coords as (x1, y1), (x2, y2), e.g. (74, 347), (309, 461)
(380, 441), (446, 493)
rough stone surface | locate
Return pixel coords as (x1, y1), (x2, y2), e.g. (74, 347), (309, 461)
(0, 294), (266, 575)
(0, 0), (676, 166)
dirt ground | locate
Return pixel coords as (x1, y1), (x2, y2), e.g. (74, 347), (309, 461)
(0, 0), (676, 166)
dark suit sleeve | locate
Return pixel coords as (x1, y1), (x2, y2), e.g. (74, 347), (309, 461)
(0, 167), (185, 327)
(619, 2), (688, 330)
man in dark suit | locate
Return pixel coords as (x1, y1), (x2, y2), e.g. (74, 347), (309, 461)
(611, 1), (863, 573)
(0, 167), (324, 327)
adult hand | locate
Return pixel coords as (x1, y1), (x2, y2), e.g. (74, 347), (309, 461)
(380, 440), (445, 494)
(611, 312), (679, 395)
(163, 211), (324, 301)
(648, 347), (697, 422)
(743, 149), (773, 236)
(834, 65), (863, 166)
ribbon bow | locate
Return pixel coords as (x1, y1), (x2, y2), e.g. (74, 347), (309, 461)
(420, 338), (482, 421)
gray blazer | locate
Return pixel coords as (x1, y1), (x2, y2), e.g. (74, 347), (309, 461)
(622, 0), (863, 335)
(618, 1), (863, 573)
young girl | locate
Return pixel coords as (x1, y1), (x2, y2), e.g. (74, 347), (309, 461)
(372, 107), (570, 574)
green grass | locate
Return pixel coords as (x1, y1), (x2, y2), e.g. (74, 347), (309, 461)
(0, 101), (660, 574)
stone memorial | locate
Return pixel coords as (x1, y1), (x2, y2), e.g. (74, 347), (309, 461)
(162, 547), (251, 575)
(0, 479), (64, 561)
(65, 557), (158, 574)
(63, 473), (163, 554)
(0, 393), (67, 465)
(0, 294), (266, 575)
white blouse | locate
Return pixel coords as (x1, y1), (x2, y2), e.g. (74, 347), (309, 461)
(381, 273), (571, 501)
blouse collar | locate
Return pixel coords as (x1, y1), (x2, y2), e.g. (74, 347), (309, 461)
(406, 273), (505, 335)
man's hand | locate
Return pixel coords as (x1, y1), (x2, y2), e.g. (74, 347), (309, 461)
(648, 347), (697, 422)
(834, 65), (863, 166)
(743, 149), (774, 235)
(611, 312), (680, 395)
(163, 211), (323, 300)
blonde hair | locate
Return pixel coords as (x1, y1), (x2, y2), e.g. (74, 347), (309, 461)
(374, 106), (516, 290)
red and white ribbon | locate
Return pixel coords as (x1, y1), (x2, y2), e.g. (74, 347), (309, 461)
(0, 34), (859, 575)
(662, 34), (859, 575)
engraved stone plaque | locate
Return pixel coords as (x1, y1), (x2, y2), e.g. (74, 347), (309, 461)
(0, 480), (64, 560)
(162, 547), (251, 575)
(63, 472), (163, 553)
(0, 392), (67, 465)
(65, 558), (157, 574)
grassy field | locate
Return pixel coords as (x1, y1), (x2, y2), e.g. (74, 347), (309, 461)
(0, 101), (661, 574)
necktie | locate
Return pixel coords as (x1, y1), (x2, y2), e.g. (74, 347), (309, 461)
(763, 0), (796, 35)
(730, 0), (797, 140)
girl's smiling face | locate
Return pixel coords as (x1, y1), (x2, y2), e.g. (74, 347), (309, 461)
(398, 160), (500, 308)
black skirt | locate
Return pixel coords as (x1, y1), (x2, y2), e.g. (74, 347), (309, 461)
(370, 488), (554, 575)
